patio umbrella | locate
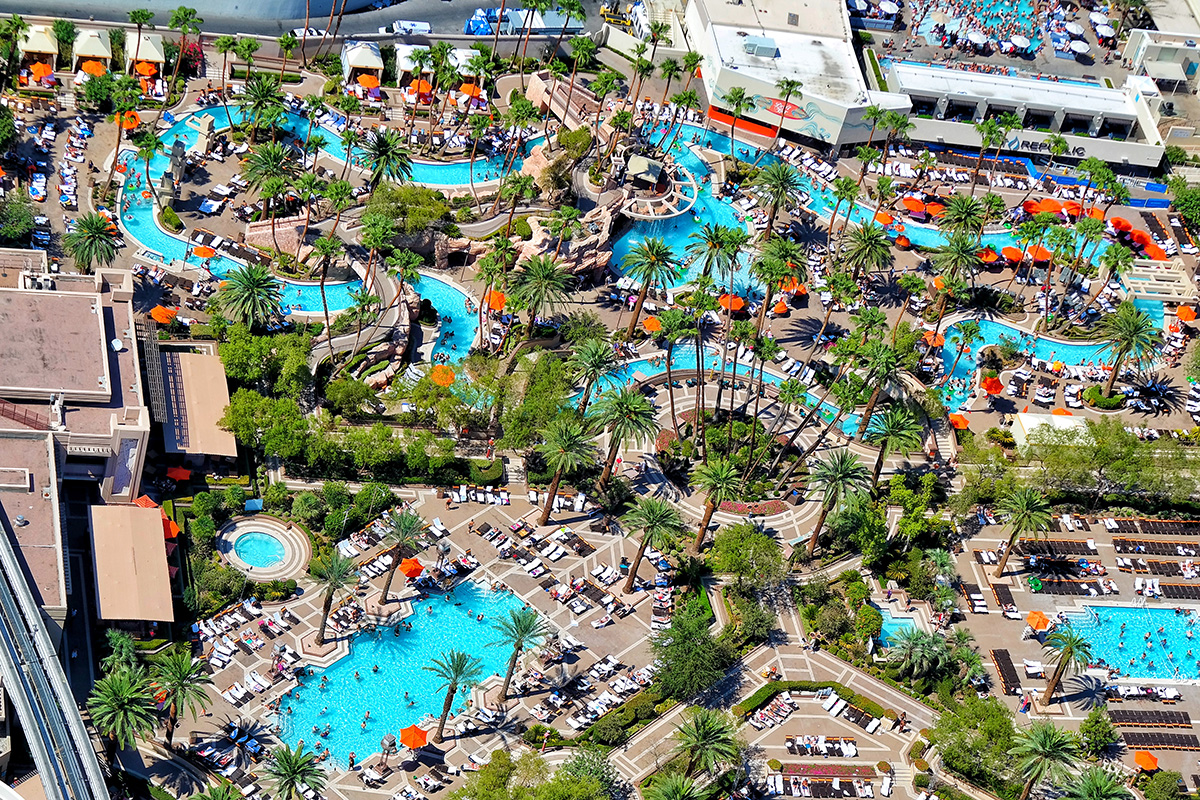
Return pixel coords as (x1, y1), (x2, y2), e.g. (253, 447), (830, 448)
(81, 60), (106, 77)
(967, 30), (987, 44)
(1061, 200), (1083, 216)
(874, 211), (894, 225)
(1038, 198), (1063, 214)
(1089, 10), (1109, 23)
(1028, 245), (1052, 261)
(121, 111), (141, 130)
(1096, 24), (1115, 36)
(981, 376), (1004, 395)
(135, 61), (157, 76)
(1052, 407), (1074, 416)
(948, 413), (970, 429)
(923, 331), (945, 347)
(431, 364), (456, 386)
(1064, 21), (1084, 34)
(895, 235), (911, 249)
(931, 10), (948, 23)
(1129, 229), (1153, 246)
(1135, 752), (1159, 772)
(1027, 610), (1052, 631)
(879, 1), (900, 12)
(484, 289), (505, 310)
(773, 299), (790, 315)
(1110, 217), (1133, 231)
(166, 467), (191, 481)
(926, 202), (946, 217)
(901, 197), (925, 213)
(1084, 207), (1106, 220)
(719, 294), (746, 311)
(642, 316), (662, 332)
(1143, 244), (1168, 261)
(1022, 199), (1044, 214)
(192, 245), (216, 258)
(358, 73), (380, 88)
(150, 305), (177, 324)
(933, 275), (946, 290)
(778, 276), (801, 293)
(30, 62), (52, 80)
(410, 79), (433, 93)
(1001, 246), (1025, 261)
(399, 725), (428, 750)
(1070, 40), (1090, 54)
(399, 558), (424, 578)
(1010, 34), (1031, 48)
(979, 248), (1000, 263)
(1178, 306), (1196, 322)
(460, 83), (483, 98)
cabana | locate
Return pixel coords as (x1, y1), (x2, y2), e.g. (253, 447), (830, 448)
(73, 29), (112, 75)
(17, 25), (57, 82)
(123, 31), (165, 74)
(341, 40), (383, 86)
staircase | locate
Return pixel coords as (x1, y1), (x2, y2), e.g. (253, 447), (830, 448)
(58, 92), (76, 110)
(506, 456), (526, 487)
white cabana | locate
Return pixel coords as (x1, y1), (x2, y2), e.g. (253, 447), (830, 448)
(340, 40), (384, 84)
(19, 25), (57, 58)
(73, 29), (112, 72)
(124, 31), (166, 71)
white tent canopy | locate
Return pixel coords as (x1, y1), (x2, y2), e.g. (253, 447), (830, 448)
(341, 40), (383, 82)
(19, 25), (57, 56)
(124, 31), (165, 67)
(74, 29), (112, 60)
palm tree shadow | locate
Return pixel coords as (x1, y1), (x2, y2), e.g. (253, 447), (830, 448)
(132, 275), (166, 313)
(1063, 674), (1108, 710)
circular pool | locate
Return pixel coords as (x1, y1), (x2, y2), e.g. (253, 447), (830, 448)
(218, 516), (311, 581)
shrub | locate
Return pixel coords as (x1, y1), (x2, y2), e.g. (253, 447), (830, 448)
(590, 715), (627, 745)
(913, 775), (930, 789)
(877, 762), (891, 774)
(767, 759), (783, 772)
(511, 216), (533, 239)
(189, 515), (217, 558)
(223, 484), (247, 513)
(469, 459), (504, 484)
(1083, 385), (1125, 410)
(262, 482), (291, 512)
(627, 692), (657, 721)
(557, 127), (594, 160)
(291, 491), (326, 524)
(913, 759), (930, 773)
(984, 427), (1016, 447)
(192, 491), (222, 520)
(159, 206), (183, 232)
(908, 741), (928, 760)
(323, 505), (361, 539)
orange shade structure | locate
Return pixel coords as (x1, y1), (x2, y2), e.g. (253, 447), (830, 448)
(874, 211), (894, 225)
(1051, 407), (1074, 416)
(409, 79), (433, 93)
(357, 73), (380, 88)
(1129, 229), (1153, 246)
(895, 235), (911, 249)
(399, 558), (424, 578)
(1027, 245), (1052, 261)
(981, 376), (1004, 395)
(459, 83), (483, 98)
(166, 467), (191, 481)
(1001, 246), (1025, 261)
(484, 289), (505, 311)
(150, 305), (177, 324)
(1110, 217), (1134, 232)
(1022, 199), (1042, 214)
(925, 202), (945, 217)
(163, 517), (181, 539)
(192, 245), (216, 258)
(948, 413), (970, 430)
(719, 294), (746, 311)
(81, 60), (106, 77)
(979, 248), (1000, 263)
(923, 331), (945, 347)
(1083, 207), (1106, 220)
(1038, 198), (1063, 214)
(120, 110), (141, 130)
(777, 276), (801, 293)
(933, 275), (946, 290)
(135, 495), (159, 509)
(1027, 610), (1052, 631)
(1178, 305), (1197, 322)
(30, 62), (53, 80)
(642, 316), (662, 332)
(1135, 752), (1158, 772)
(135, 61), (158, 76)
(1061, 200), (1083, 217)
(901, 197), (925, 213)
(399, 725), (428, 750)
(1143, 244), (1168, 261)
(430, 364), (456, 387)
(773, 299), (789, 314)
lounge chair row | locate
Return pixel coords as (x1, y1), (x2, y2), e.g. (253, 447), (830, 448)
(1122, 732), (1200, 750)
(1108, 709), (1192, 728)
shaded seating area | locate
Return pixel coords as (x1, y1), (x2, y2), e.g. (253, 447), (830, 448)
(1108, 709), (1192, 727)
(991, 649), (1022, 695)
(1122, 732), (1200, 750)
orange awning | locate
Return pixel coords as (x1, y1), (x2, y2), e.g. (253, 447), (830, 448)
(1001, 246), (1025, 261)
(1143, 245), (1168, 261)
(399, 725), (428, 749)
(1178, 306), (1196, 322)
(1027, 245), (1052, 261)
(150, 305), (177, 324)
(459, 83), (483, 98)
(166, 467), (191, 481)
(135, 61), (157, 76)
(1135, 751), (1158, 772)
(430, 364), (455, 387)
(1027, 610), (1052, 631)
(642, 316), (661, 332)
(409, 79), (432, 93)
(926, 202), (945, 217)
(81, 60), (106, 77)
(134, 495), (159, 509)
(948, 413), (969, 429)
(357, 73), (380, 88)
(981, 376), (1003, 395)
(1051, 408), (1074, 416)
(162, 516), (181, 540)
(979, 248), (999, 263)
(901, 197), (925, 213)
(773, 299), (789, 314)
(484, 289), (505, 311)
(30, 62), (53, 80)
(1111, 217), (1134, 232)
(874, 211), (894, 225)
(719, 294), (746, 311)
(121, 110), (141, 130)
(192, 245), (216, 258)
(923, 331), (945, 347)
(399, 558), (424, 578)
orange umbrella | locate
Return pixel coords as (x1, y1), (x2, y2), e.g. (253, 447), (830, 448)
(895, 235), (911, 249)
(1022, 199), (1042, 214)
(0, 166), (8, 178)
(81, 60), (106, 77)
(1051, 407), (1074, 416)
(1129, 230), (1153, 246)
(30, 62), (53, 80)
(719, 294), (746, 311)
(948, 413), (970, 429)
(1084, 207), (1106, 220)
(933, 275), (946, 290)
(923, 331), (945, 347)
(1135, 752), (1159, 772)
(874, 211), (894, 225)
(1027, 245), (1052, 261)
(357, 73), (380, 88)
(399, 558), (424, 578)
(409, 79), (433, 93)
(1061, 200), (1083, 217)
(120, 110), (141, 130)
(926, 202), (945, 217)
(150, 305), (177, 324)
(166, 466), (191, 481)
(981, 376), (1003, 395)
(459, 83), (483, 98)
(642, 316), (662, 332)
(484, 289), (505, 311)
(777, 275), (801, 293)
(400, 725), (428, 750)
(901, 197), (925, 213)
(1027, 610), (1052, 631)
(1001, 246), (1025, 261)
(1143, 244), (1168, 261)
(773, 299), (789, 315)
(1110, 217), (1133, 232)
(979, 248), (999, 263)
(430, 364), (455, 387)
(1038, 197), (1063, 214)
(135, 61), (157, 76)
(192, 245), (216, 258)
(1178, 305), (1196, 322)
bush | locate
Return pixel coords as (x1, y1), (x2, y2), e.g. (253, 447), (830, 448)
(189, 515), (217, 558)
(291, 491), (326, 524)
(192, 491), (222, 520)
(984, 427), (1016, 447)
(262, 482), (291, 512)
(767, 759), (783, 772)
(557, 127), (595, 160)
(323, 505), (362, 539)
(224, 484), (247, 514)
(257, 578), (298, 602)
(913, 759), (929, 773)
(737, 681), (887, 719)
(590, 715), (627, 745)
(1083, 385), (1125, 410)
(908, 741), (928, 760)
(877, 762), (892, 774)
(913, 775), (930, 789)
(469, 459), (504, 484)
(511, 216), (533, 239)
(159, 206), (183, 232)
(1141, 771), (1183, 800)
(627, 692), (657, 721)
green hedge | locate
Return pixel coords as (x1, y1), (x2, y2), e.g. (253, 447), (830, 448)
(1083, 385), (1124, 410)
(732, 681), (886, 719)
(908, 740), (927, 760)
(469, 459), (504, 484)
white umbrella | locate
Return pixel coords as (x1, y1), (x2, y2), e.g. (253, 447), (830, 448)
(849, 0), (868, 9)
(880, 2), (900, 13)
(1070, 39), (1091, 53)
(1089, 11), (1108, 23)
(967, 30), (988, 44)
(1010, 34), (1031, 48)
(1065, 21), (1084, 35)
(931, 10), (948, 23)
(1096, 23), (1115, 36)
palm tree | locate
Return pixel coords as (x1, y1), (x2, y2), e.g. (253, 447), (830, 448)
(362, 128), (413, 195)
(658, 58), (682, 106)
(673, 708), (740, 776)
(771, 77), (804, 142)
(827, 176), (859, 251)
(751, 162), (803, 241)
(568, 338), (618, 415)
(344, 287), (381, 365)
(1078, 243), (1133, 318)
(691, 458), (739, 553)
(1010, 721), (1080, 800)
(877, 112), (913, 175)
(101, 77), (141, 200)
(550, 0), (587, 62)
(560, 36), (596, 136)
(465, 116), (493, 213)
(217, 264), (283, 328)
(657, 308), (697, 438)
(842, 224), (892, 281)
(511, 255), (574, 338)
(622, 238), (680, 338)
(853, 307), (889, 345)
(939, 194), (985, 240)
(379, 510), (426, 601)
(501, 174), (538, 238)
(722, 86), (752, 160)
(593, 388), (657, 489)
(135, 131), (164, 210)
(681, 50), (703, 92)
(266, 744), (325, 800)
(517, 0), (554, 88)
(805, 450), (870, 556)
(536, 418), (596, 525)
(544, 208), (583, 258)
(865, 407), (923, 489)
(861, 104), (888, 152)
(853, 342), (899, 441)
(887, 628), (951, 677)
(0, 15), (29, 91)
(276, 32), (298, 81)
(645, 775), (701, 800)
(622, 497), (685, 593)
(490, 608), (552, 701)
(969, 118), (1002, 196)
(214, 35), (238, 130)
(193, 782), (242, 800)
(151, 645), (211, 748)
(310, 551), (357, 645)
(423, 651), (483, 742)
(1100, 301), (1162, 397)
(87, 668), (155, 766)
(686, 223), (744, 283)
(64, 213), (121, 273)
(237, 73), (286, 143)
(338, 128), (362, 180)
(157, 7), (203, 126)
(589, 71), (619, 130)
(1063, 768), (1133, 800)
(1042, 628), (1093, 703)
(994, 487), (1052, 577)
(943, 320), (982, 385)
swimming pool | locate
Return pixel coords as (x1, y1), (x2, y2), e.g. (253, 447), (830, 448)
(1067, 606), (1200, 681)
(876, 605), (917, 646)
(413, 273), (480, 361)
(279, 581), (526, 765)
(233, 531), (286, 568)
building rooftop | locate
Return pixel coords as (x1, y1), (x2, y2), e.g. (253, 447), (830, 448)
(88, 505), (173, 622)
(710, 25), (867, 105)
(0, 289), (110, 402)
(0, 433), (64, 612)
(161, 352), (237, 458)
(698, 0), (850, 39)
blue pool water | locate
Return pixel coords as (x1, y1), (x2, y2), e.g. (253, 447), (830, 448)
(279, 581), (525, 765)
(877, 605), (917, 646)
(233, 531), (286, 568)
(413, 273), (481, 361)
(1133, 298), (1166, 331)
(1067, 606), (1200, 681)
